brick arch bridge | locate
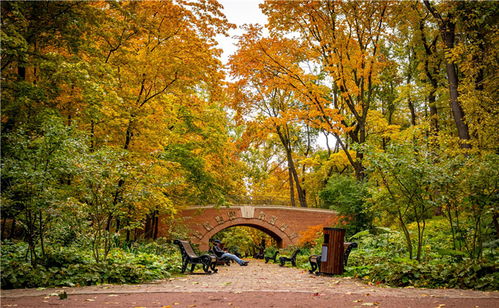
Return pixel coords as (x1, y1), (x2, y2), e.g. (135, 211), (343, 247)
(162, 206), (338, 251)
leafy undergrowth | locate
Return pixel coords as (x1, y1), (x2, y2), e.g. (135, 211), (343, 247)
(291, 219), (498, 291)
(346, 258), (498, 290)
(1, 241), (183, 289)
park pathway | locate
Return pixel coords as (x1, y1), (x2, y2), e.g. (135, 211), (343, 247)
(2, 259), (499, 307)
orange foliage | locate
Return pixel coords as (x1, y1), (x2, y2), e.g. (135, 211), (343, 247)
(297, 217), (340, 248)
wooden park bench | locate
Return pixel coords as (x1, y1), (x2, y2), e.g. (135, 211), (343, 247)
(174, 239), (218, 274)
(264, 250), (279, 263)
(309, 242), (358, 274)
(279, 249), (300, 267)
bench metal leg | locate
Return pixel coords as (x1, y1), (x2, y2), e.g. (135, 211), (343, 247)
(181, 259), (188, 273)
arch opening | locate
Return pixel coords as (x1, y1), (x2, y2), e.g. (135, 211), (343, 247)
(198, 217), (292, 251)
(209, 224), (282, 257)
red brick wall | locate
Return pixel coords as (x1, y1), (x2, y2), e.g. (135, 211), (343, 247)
(158, 206), (338, 251)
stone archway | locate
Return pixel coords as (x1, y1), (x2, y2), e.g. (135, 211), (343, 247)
(201, 218), (293, 250)
(158, 205), (339, 251)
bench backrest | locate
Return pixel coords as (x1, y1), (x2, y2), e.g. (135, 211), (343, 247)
(175, 240), (199, 259)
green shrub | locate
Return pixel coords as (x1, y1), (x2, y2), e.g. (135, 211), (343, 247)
(344, 224), (498, 290)
(348, 259), (498, 290)
(319, 174), (373, 236)
(1, 241), (183, 289)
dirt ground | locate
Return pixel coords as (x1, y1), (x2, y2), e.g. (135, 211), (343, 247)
(2, 259), (498, 308)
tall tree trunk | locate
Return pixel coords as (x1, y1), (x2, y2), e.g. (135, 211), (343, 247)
(144, 214), (152, 238)
(288, 168), (296, 207)
(276, 127), (307, 207)
(428, 88), (439, 134)
(445, 58), (471, 147)
(153, 212), (159, 240)
(419, 16), (439, 134)
(1, 217), (7, 240)
(9, 218), (16, 239)
(286, 149), (307, 208)
(406, 49), (417, 126)
(423, 1), (471, 148)
(90, 120), (96, 152)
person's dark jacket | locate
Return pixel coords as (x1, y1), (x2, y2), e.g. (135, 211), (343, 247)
(213, 245), (225, 258)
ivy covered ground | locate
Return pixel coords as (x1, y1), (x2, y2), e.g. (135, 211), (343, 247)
(2, 218), (497, 291)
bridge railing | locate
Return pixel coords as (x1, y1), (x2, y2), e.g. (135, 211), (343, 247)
(226, 195), (292, 207)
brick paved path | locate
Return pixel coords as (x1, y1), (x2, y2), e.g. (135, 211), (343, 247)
(2, 260), (499, 307)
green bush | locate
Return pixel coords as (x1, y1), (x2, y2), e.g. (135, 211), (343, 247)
(348, 259), (498, 290)
(319, 174), (373, 236)
(344, 224), (498, 290)
(1, 241), (183, 289)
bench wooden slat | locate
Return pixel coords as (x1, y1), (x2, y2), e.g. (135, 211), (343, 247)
(174, 239), (218, 274)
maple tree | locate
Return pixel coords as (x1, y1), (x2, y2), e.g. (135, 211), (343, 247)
(1, 0), (242, 260)
(1, 1), (497, 284)
(229, 42), (312, 207)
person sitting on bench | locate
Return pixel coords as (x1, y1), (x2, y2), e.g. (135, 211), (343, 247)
(212, 240), (249, 266)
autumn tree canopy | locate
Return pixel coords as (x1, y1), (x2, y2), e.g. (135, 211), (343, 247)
(1, 0), (497, 268)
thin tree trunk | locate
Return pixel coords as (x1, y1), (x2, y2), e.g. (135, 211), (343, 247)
(428, 89), (439, 134)
(288, 168), (296, 207)
(419, 15), (439, 134)
(406, 52), (417, 126)
(153, 212), (159, 240)
(276, 126), (307, 207)
(9, 218), (16, 239)
(423, 1), (471, 148)
(1, 217), (6, 240)
(287, 150), (307, 208)
(446, 59), (471, 147)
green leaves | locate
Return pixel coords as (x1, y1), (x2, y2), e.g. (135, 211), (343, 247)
(319, 174), (372, 235)
(0, 241), (181, 289)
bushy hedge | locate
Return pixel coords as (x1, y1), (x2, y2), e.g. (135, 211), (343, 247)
(292, 219), (498, 291)
(1, 241), (183, 289)
(348, 256), (498, 290)
(345, 223), (499, 291)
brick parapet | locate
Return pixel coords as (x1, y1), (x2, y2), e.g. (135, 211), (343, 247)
(159, 205), (338, 251)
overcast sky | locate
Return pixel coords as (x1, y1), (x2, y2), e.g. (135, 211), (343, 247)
(216, 0), (268, 65)
(215, 0), (331, 149)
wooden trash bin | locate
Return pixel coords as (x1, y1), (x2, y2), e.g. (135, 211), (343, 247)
(319, 227), (345, 275)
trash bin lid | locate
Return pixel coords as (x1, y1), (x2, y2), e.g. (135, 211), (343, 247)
(323, 227), (346, 231)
